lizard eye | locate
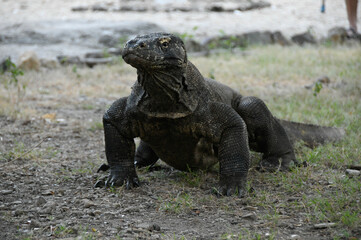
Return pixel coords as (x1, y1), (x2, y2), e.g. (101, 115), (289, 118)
(161, 41), (169, 48)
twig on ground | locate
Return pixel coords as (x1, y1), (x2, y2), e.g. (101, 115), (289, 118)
(0, 138), (45, 168)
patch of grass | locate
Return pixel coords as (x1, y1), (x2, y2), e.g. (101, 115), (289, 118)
(81, 104), (95, 110)
(88, 121), (103, 132)
(0, 142), (43, 162)
(176, 169), (207, 188)
(158, 192), (194, 214)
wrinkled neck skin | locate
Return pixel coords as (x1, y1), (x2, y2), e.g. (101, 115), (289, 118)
(135, 63), (198, 118)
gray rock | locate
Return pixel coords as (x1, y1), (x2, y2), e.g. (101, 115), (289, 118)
(148, 223), (161, 232)
(185, 39), (206, 52)
(272, 31), (291, 46)
(40, 59), (59, 69)
(119, 5), (148, 12)
(0, 189), (13, 195)
(208, 1), (271, 12)
(346, 169), (360, 176)
(71, 6), (89, 12)
(242, 212), (257, 221)
(57, 55), (82, 65)
(0, 20), (163, 60)
(98, 34), (119, 47)
(204, 35), (247, 49)
(82, 199), (96, 208)
(84, 57), (113, 68)
(291, 32), (317, 45)
(92, 4), (109, 12)
(244, 31), (273, 45)
(327, 27), (348, 44)
(36, 196), (47, 207)
(313, 222), (337, 229)
(290, 234), (301, 240)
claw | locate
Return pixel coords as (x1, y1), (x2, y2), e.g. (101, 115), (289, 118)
(133, 178), (140, 187)
(126, 179), (131, 190)
(94, 180), (105, 188)
(226, 188), (233, 196)
(97, 163), (110, 173)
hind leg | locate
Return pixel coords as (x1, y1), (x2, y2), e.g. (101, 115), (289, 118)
(134, 141), (159, 168)
(232, 96), (298, 171)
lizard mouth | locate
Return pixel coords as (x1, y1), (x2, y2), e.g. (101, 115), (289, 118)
(122, 51), (184, 69)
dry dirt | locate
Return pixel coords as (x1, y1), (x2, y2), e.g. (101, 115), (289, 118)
(0, 94), (343, 240)
(1, 1), (360, 240)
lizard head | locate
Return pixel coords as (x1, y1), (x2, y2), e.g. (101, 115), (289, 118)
(122, 33), (187, 70)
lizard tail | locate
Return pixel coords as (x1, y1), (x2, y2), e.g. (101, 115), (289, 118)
(278, 119), (345, 148)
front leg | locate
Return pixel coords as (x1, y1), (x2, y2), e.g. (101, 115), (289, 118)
(217, 125), (250, 197)
(103, 120), (139, 188)
(102, 98), (139, 189)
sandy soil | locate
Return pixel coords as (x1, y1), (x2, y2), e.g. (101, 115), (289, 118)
(1, 0), (360, 39)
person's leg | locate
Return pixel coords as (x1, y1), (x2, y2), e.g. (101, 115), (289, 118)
(345, 0), (358, 32)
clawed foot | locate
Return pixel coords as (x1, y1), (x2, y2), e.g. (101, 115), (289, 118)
(258, 152), (300, 172)
(96, 163), (110, 173)
(94, 165), (140, 189)
(105, 169), (140, 189)
(213, 174), (247, 197)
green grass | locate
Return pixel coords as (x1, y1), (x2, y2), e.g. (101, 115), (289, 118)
(1, 45), (360, 239)
(191, 45), (361, 238)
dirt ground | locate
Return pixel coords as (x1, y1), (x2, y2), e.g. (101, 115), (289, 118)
(1, 1), (360, 240)
(0, 94), (347, 240)
(1, 47), (360, 239)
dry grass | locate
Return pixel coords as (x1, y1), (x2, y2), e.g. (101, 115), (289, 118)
(1, 45), (360, 239)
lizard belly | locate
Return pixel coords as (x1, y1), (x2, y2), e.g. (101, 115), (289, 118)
(138, 121), (217, 171)
(149, 137), (217, 171)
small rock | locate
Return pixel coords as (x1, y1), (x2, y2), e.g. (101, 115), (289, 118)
(185, 39), (206, 53)
(327, 27), (347, 44)
(71, 6), (89, 12)
(12, 210), (23, 216)
(42, 200), (56, 209)
(1, 189), (13, 195)
(82, 199), (96, 208)
(29, 220), (41, 228)
(40, 59), (59, 69)
(41, 189), (54, 196)
(244, 31), (273, 45)
(40, 201), (56, 214)
(148, 223), (161, 232)
(92, 4), (108, 11)
(36, 196), (47, 207)
(18, 51), (40, 71)
(346, 169), (360, 176)
(272, 31), (291, 46)
(290, 234), (301, 240)
(317, 76), (331, 85)
(83, 57), (113, 68)
(98, 34), (119, 47)
(291, 32), (317, 45)
(242, 212), (257, 221)
(57, 55), (82, 65)
(313, 222), (337, 229)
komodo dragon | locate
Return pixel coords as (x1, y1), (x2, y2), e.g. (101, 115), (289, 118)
(98, 33), (344, 197)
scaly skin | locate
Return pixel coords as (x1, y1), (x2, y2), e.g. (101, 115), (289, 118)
(101, 33), (328, 196)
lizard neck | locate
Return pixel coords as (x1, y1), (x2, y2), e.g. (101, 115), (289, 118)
(135, 64), (198, 118)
